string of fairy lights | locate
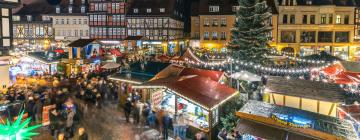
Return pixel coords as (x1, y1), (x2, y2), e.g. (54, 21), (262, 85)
(184, 48), (337, 75)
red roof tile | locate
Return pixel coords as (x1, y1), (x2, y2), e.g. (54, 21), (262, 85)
(179, 68), (224, 82)
(168, 76), (236, 109)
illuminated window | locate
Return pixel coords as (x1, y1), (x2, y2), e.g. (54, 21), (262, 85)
(336, 15), (341, 24)
(209, 6), (219, 12)
(146, 8), (151, 13)
(160, 8), (165, 13)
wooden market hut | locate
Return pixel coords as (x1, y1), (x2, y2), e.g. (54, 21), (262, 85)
(133, 75), (239, 139)
(263, 76), (349, 117)
(235, 100), (358, 140)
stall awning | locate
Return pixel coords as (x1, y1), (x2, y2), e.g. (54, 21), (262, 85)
(236, 119), (316, 140)
(110, 49), (123, 57)
(67, 39), (96, 48)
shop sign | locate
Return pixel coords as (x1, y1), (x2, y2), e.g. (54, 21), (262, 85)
(271, 113), (312, 128)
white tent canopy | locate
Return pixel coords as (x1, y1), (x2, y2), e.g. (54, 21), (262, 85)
(230, 71), (261, 82)
(102, 62), (121, 69)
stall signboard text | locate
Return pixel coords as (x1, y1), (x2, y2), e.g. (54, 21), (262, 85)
(271, 113), (312, 128)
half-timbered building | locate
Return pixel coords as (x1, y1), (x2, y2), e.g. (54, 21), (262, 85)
(12, 0), (55, 51)
(126, 0), (185, 54)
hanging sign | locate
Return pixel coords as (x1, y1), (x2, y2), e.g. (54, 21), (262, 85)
(271, 113), (313, 128)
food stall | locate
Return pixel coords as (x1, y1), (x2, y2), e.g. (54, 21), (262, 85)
(133, 75), (239, 139)
(235, 100), (358, 140)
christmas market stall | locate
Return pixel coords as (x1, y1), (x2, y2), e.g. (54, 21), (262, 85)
(108, 61), (170, 104)
(12, 51), (67, 76)
(321, 61), (360, 91)
(263, 76), (349, 117)
(64, 39), (103, 75)
(338, 104), (360, 138)
(235, 100), (358, 140)
(132, 67), (236, 139)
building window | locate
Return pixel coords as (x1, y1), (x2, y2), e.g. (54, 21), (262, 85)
(335, 32), (349, 42)
(318, 31), (333, 42)
(344, 15), (349, 24)
(204, 18), (209, 26)
(67, 19), (70, 24)
(212, 32), (217, 39)
(300, 31), (316, 43)
(69, 0), (73, 4)
(26, 15), (32, 21)
(288, 14), (295, 24)
(84, 19), (87, 24)
(321, 14), (326, 24)
(232, 6), (239, 12)
(204, 31), (209, 39)
(283, 14), (288, 24)
(221, 18), (226, 26)
(69, 6), (73, 13)
(302, 15), (307, 24)
(194, 32), (200, 39)
(310, 15), (315, 24)
(209, 6), (219, 12)
(55, 19), (59, 24)
(73, 19), (76, 24)
(81, 6), (85, 13)
(56, 7), (60, 13)
(306, 0), (312, 5)
(336, 15), (341, 24)
(80, 30), (83, 36)
(75, 30), (78, 36)
(221, 32), (226, 39)
(12, 15), (20, 21)
(212, 18), (218, 26)
(61, 19), (64, 24)
(328, 14), (333, 24)
(134, 8), (138, 13)
(146, 8), (152, 13)
(281, 31), (296, 43)
(194, 19), (199, 26)
(160, 8), (165, 13)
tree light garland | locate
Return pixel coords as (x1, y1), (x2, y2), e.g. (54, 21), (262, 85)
(185, 48), (336, 75)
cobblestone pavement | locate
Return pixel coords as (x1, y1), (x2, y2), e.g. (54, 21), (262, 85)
(33, 102), (167, 140)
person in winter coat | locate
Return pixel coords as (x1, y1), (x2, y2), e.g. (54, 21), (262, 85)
(26, 97), (35, 120)
(162, 112), (172, 140)
(77, 127), (88, 140)
(33, 95), (43, 123)
(124, 99), (132, 123)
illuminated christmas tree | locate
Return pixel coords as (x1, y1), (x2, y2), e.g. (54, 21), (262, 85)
(0, 110), (41, 140)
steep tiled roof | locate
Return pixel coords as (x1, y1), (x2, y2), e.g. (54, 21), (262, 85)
(126, 0), (178, 17)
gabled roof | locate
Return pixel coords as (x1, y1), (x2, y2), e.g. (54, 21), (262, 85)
(265, 76), (347, 102)
(126, 0), (182, 20)
(193, 0), (278, 16)
(136, 75), (238, 109)
(67, 39), (96, 48)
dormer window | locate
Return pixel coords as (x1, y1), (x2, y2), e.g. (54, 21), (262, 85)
(306, 0), (312, 5)
(12, 15), (20, 21)
(69, 0), (73, 5)
(26, 15), (32, 21)
(81, 6), (85, 13)
(232, 6), (239, 12)
(81, 0), (85, 4)
(160, 8), (165, 13)
(146, 8), (152, 13)
(133, 8), (138, 13)
(209, 6), (219, 12)
(56, 6), (60, 13)
(69, 6), (73, 13)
